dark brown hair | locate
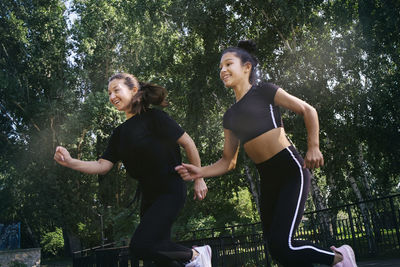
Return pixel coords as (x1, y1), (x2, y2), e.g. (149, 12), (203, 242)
(108, 73), (168, 114)
(222, 40), (259, 84)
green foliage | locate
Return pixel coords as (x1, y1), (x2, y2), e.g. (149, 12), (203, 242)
(40, 227), (65, 257)
(0, 0), (398, 255)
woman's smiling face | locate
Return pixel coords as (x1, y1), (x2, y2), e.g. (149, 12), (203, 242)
(219, 52), (250, 88)
(108, 79), (137, 112)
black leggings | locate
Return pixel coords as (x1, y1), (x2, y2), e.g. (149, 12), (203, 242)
(129, 177), (192, 267)
(256, 146), (335, 267)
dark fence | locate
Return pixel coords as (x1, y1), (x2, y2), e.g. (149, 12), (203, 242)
(73, 194), (400, 266)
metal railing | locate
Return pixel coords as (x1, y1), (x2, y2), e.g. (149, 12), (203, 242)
(72, 194), (400, 266)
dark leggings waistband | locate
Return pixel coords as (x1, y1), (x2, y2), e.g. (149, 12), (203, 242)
(255, 145), (300, 170)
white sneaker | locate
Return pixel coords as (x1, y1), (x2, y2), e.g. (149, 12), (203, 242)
(185, 245), (212, 267)
(194, 245), (212, 267)
(331, 245), (357, 267)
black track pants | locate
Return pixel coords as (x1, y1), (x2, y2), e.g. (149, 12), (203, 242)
(256, 146), (335, 266)
(129, 177), (192, 266)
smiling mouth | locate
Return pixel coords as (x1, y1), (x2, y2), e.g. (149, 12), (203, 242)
(222, 75), (230, 81)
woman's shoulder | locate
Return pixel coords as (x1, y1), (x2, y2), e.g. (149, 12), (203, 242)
(146, 108), (180, 125)
(255, 81), (281, 97)
(255, 81), (280, 90)
(223, 105), (235, 122)
(223, 107), (233, 129)
(107, 123), (122, 139)
(146, 107), (170, 118)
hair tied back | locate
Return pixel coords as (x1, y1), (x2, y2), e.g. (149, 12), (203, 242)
(237, 40), (257, 54)
(138, 81), (149, 91)
(137, 81), (168, 110)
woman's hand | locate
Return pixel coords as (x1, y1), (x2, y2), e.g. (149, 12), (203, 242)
(193, 178), (208, 201)
(304, 147), (324, 169)
(53, 146), (113, 174)
(54, 146), (72, 167)
(175, 163), (203, 181)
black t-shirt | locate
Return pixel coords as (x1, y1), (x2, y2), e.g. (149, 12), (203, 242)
(223, 82), (282, 144)
(101, 108), (185, 189)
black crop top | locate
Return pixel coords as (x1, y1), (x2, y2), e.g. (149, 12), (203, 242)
(223, 82), (282, 144)
(101, 108), (184, 185)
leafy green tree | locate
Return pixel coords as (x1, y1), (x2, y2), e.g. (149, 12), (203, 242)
(0, 0), (73, 248)
(1, 0), (398, 254)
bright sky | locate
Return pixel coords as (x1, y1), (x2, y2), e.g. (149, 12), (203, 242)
(63, 0), (78, 66)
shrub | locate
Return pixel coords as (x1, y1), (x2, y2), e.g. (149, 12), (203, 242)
(40, 227), (64, 257)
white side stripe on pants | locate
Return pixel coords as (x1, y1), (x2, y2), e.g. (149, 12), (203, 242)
(285, 147), (335, 256)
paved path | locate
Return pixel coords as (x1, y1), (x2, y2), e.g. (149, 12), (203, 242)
(315, 258), (400, 267)
(358, 258), (400, 266)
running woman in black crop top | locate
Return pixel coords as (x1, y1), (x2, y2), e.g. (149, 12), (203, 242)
(223, 82), (282, 144)
(176, 41), (357, 267)
(54, 73), (212, 267)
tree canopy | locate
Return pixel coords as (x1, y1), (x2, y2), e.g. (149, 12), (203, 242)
(0, 0), (399, 255)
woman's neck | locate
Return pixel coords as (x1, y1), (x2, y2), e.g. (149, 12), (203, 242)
(233, 80), (253, 101)
(125, 111), (136, 119)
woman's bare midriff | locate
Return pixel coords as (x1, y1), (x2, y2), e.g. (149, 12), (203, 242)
(243, 127), (291, 164)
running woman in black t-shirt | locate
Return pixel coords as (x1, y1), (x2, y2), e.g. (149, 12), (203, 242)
(175, 41), (357, 267)
(54, 73), (212, 267)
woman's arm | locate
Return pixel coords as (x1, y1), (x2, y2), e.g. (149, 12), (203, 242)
(54, 146), (114, 175)
(177, 133), (208, 200)
(175, 129), (240, 180)
(274, 88), (324, 169)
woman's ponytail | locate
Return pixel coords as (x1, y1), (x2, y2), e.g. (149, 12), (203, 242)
(131, 81), (168, 114)
(108, 73), (168, 115)
(237, 40), (257, 55)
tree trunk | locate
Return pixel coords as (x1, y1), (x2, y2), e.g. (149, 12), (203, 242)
(310, 174), (334, 241)
(347, 172), (376, 253)
(23, 217), (39, 248)
(357, 143), (381, 250)
(310, 173), (327, 211)
(243, 155), (261, 215)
